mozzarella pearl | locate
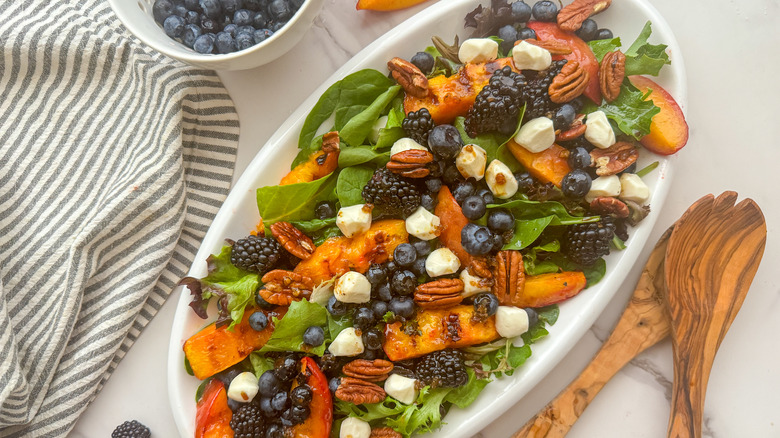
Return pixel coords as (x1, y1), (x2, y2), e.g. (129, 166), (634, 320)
(586, 175), (621, 202)
(486, 160), (519, 199)
(458, 38), (499, 64)
(336, 204), (373, 238)
(334, 271), (371, 304)
(405, 207), (441, 241)
(512, 40), (552, 71)
(495, 306), (530, 338)
(460, 269), (492, 298)
(328, 327), (365, 357)
(384, 374), (418, 405)
(514, 117), (555, 153)
(340, 417), (372, 438)
(425, 247), (461, 277)
(584, 110), (616, 149)
(456, 144), (488, 181)
(390, 137), (428, 156)
(619, 173), (650, 204)
(227, 372), (259, 403)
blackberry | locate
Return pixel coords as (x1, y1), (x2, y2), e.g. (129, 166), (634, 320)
(465, 66), (527, 136)
(362, 168), (421, 218)
(563, 218), (616, 266)
(402, 108), (435, 147)
(231, 235), (283, 275)
(524, 60), (567, 119)
(415, 349), (468, 388)
(230, 403), (265, 438)
(111, 420), (151, 438)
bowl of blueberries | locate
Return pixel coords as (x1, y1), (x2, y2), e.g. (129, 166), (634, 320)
(110, 0), (323, 70)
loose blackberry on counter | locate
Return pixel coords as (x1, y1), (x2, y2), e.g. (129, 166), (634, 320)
(111, 420), (151, 438)
(563, 217), (616, 266)
(465, 66), (527, 136)
(230, 403), (265, 438)
(230, 235), (283, 275)
(362, 167), (422, 218)
(415, 349), (468, 388)
(402, 108), (435, 147)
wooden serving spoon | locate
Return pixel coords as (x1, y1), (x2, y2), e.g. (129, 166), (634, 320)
(514, 228), (673, 438)
(664, 192), (766, 438)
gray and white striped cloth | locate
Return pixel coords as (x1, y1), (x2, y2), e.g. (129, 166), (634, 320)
(0, 1), (240, 436)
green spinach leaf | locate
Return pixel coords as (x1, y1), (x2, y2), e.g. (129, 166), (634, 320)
(588, 37), (622, 62)
(338, 146), (391, 168)
(340, 86), (401, 147)
(502, 216), (555, 250)
(290, 217), (337, 233)
(584, 80), (660, 140)
(258, 299), (330, 356)
(489, 199), (599, 226)
(257, 173), (337, 225)
(336, 166), (374, 206)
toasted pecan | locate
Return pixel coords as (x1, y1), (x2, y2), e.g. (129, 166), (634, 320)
(414, 278), (464, 309)
(270, 221), (315, 260)
(388, 57), (428, 99)
(557, 0), (612, 32)
(343, 359), (394, 382)
(335, 377), (386, 405)
(600, 50), (626, 102)
(549, 61), (589, 103)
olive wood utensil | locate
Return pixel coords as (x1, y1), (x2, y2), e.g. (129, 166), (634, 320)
(514, 228), (673, 438)
(664, 192), (766, 438)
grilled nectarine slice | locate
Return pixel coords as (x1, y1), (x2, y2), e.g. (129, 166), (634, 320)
(434, 186), (472, 265)
(518, 271), (587, 308)
(356, 0), (430, 10)
(628, 75), (689, 155)
(506, 140), (571, 188)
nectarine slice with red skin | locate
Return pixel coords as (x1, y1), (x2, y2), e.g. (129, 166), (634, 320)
(434, 186), (473, 265)
(518, 271), (588, 308)
(506, 140), (571, 188)
(356, 0), (430, 11)
(195, 380), (234, 438)
(290, 357), (332, 438)
(628, 75), (689, 155)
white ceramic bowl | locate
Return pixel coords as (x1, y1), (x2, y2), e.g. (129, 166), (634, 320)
(168, 0), (686, 436)
(108, 0), (323, 70)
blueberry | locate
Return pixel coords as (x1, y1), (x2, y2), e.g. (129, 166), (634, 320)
(236, 31), (254, 50)
(497, 25), (518, 54)
(376, 282), (393, 302)
(184, 10), (200, 24)
(253, 28), (274, 44)
(561, 169), (592, 199)
(268, 0), (293, 21)
(227, 397), (241, 412)
(290, 385), (313, 406)
(473, 293), (500, 318)
(220, 0), (243, 14)
(362, 328), (383, 350)
(461, 195), (486, 220)
(249, 311), (268, 331)
(192, 33), (215, 53)
(153, 0), (175, 24)
(314, 200), (336, 219)
(476, 188), (495, 205)
(244, 0), (268, 10)
(576, 18), (599, 42)
(366, 264), (387, 287)
(491, 233), (505, 251)
(222, 23), (237, 36)
(233, 8), (253, 26)
(569, 97), (585, 113)
(410, 51), (434, 75)
(421, 192), (437, 211)
(461, 223), (494, 256)
(511, 1), (532, 22)
(412, 239), (432, 257)
(182, 24), (202, 47)
(326, 295), (347, 316)
(199, 0), (222, 18)
(525, 307), (539, 327)
(553, 104), (576, 131)
(290, 0), (304, 8)
(259, 396), (276, 415)
(531, 0), (558, 22)
(371, 300), (389, 319)
(200, 16), (219, 32)
(391, 270), (417, 296)
(163, 15), (186, 38)
(214, 31), (236, 53)
(425, 178), (442, 193)
(452, 181), (476, 204)
(353, 306), (376, 330)
(595, 28), (614, 40)
(515, 171), (534, 193)
(255, 290), (275, 309)
(270, 21), (287, 32)
(393, 243), (417, 267)
(258, 370), (283, 396)
(266, 424), (284, 438)
(303, 326), (325, 346)
(271, 391), (290, 411)
(253, 10), (269, 28)
(621, 163), (637, 174)
(516, 27), (536, 41)
(185, 0), (202, 11)
(385, 260), (398, 273)
(487, 209), (515, 233)
(427, 125), (463, 160)
(328, 377), (341, 394)
(411, 257), (428, 278)
(174, 5), (189, 17)
(216, 368), (241, 386)
(442, 163), (463, 185)
(285, 404), (310, 425)
(274, 355), (299, 381)
(567, 146), (591, 169)
(389, 296), (415, 319)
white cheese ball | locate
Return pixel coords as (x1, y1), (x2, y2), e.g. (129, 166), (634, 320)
(390, 137), (428, 156)
(619, 173), (650, 204)
(586, 175), (621, 202)
(334, 271), (371, 304)
(227, 372), (259, 403)
(336, 204), (372, 238)
(384, 374), (418, 405)
(328, 327), (364, 357)
(405, 206), (441, 241)
(512, 41), (552, 71)
(486, 160), (519, 199)
(460, 269), (492, 298)
(456, 144), (488, 181)
(340, 417), (372, 438)
(514, 117), (555, 153)
(458, 38), (499, 64)
(425, 247), (461, 277)
(584, 110), (616, 149)
(495, 306), (530, 338)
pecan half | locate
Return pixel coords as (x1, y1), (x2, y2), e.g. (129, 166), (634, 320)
(600, 50), (626, 102)
(386, 149), (434, 178)
(590, 196), (630, 218)
(556, 114), (587, 142)
(521, 38), (573, 55)
(370, 428), (403, 438)
(343, 359), (394, 382)
(270, 221), (315, 260)
(492, 251), (525, 307)
(322, 131), (340, 153)
(590, 141), (638, 176)
(335, 377), (386, 405)
(414, 278), (464, 309)
(467, 258), (493, 279)
(549, 61), (589, 103)
(259, 270), (314, 305)
(388, 57), (429, 99)
(558, 0), (612, 32)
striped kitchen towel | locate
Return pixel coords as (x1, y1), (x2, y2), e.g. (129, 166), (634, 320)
(0, 1), (240, 436)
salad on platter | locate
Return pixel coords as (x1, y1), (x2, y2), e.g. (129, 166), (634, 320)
(179, 1), (688, 437)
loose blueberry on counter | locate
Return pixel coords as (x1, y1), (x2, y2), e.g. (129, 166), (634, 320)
(391, 269), (417, 296)
(425, 177), (442, 194)
(353, 306), (376, 331)
(410, 51), (434, 75)
(326, 295), (347, 316)
(302, 325), (325, 347)
(461, 223), (494, 256)
(427, 125), (463, 160)
(290, 385), (313, 406)
(531, 0), (558, 22)
(511, 0), (532, 23)
(236, 31), (254, 50)
(153, 0), (175, 24)
(389, 296), (415, 319)
(487, 209), (515, 233)
(258, 370), (283, 397)
(567, 146), (591, 169)
(595, 28), (614, 40)
(193, 33), (215, 54)
(497, 25), (518, 54)
(576, 18), (599, 42)
(249, 311), (268, 331)
(452, 180), (476, 204)
(561, 169), (592, 199)
(163, 15), (186, 38)
(461, 195), (487, 220)
(516, 27), (536, 40)
(314, 200), (336, 219)
(363, 328), (383, 351)
(393, 243), (417, 267)
(553, 104), (576, 131)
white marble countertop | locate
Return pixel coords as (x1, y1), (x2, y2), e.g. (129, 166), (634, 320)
(72, 0), (780, 437)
